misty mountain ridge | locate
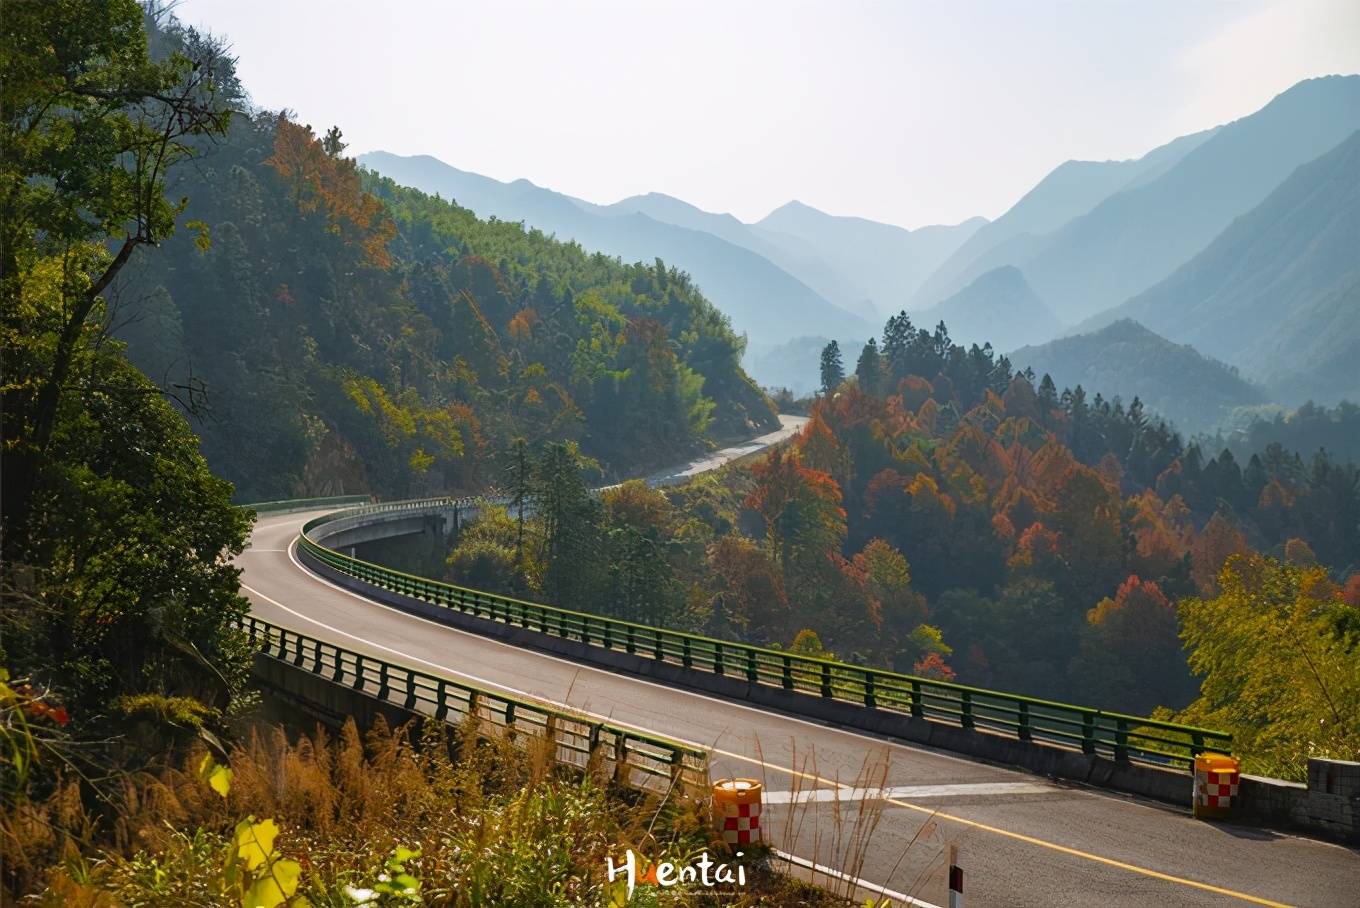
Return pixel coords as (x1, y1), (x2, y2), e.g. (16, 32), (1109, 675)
(913, 127), (1220, 306)
(912, 75), (1360, 328)
(1079, 127), (1360, 407)
(755, 199), (987, 319)
(913, 265), (1060, 351)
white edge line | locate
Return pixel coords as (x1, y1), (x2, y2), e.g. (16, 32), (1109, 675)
(773, 848), (944, 908)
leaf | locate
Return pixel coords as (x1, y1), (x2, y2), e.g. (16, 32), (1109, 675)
(242, 858), (301, 908)
(199, 754), (233, 797)
(234, 818), (280, 871)
(208, 764), (233, 798)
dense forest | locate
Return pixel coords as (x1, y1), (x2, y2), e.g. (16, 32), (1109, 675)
(115, 87), (775, 503)
(451, 316), (1360, 778)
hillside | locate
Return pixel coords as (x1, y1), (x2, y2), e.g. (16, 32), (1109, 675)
(116, 120), (779, 502)
(357, 152), (875, 369)
(913, 265), (1060, 351)
(755, 200), (986, 318)
(1082, 129), (1360, 405)
(913, 127), (1218, 305)
(1011, 320), (1266, 431)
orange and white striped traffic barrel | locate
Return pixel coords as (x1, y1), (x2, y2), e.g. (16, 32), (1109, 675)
(714, 778), (763, 846)
(1193, 753), (1240, 819)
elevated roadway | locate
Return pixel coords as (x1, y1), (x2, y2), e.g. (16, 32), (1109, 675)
(236, 418), (1358, 906)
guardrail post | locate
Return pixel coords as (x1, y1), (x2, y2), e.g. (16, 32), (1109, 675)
(504, 702), (516, 739)
(714, 642), (724, 676)
(613, 735), (626, 784)
(782, 656), (793, 690)
(820, 662), (832, 698)
(545, 714), (559, 764)
(291, 632), (305, 667)
(332, 648), (345, 684)
(1114, 717), (1129, 763)
(1018, 701), (1032, 741)
(1191, 731), (1205, 758)
(468, 691), (480, 728)
(435, 679), (449, 720)
(581, 618), (591, 647)
(746, 650), (758, 683)
(377, 662), (390, 700)
(670, 751), (683, 790)
(961, 691), (974, 729)
(354, 655), (366, 691)
(602, 622), (612, 650)
(864, 671), (876, 709)
(588, 725), (602, 762)
(682, 638), (693, 669)
(1082, 713), (1096, 754)
(654, 631), (664, 662)
(403, 669), (417, 709)
(626, 625), (636, 655)
(910, 680), (923, 718)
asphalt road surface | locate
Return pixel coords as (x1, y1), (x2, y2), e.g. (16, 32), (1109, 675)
(236, 420), (1359, 906)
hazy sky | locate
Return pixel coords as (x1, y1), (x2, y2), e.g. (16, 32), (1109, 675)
(179, 0), (1358, 229)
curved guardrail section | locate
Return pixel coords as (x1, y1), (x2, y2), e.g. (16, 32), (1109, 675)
(296, 497), (1232, 770)
(237, 614), (707, 794)
(243, 494), (373, 515)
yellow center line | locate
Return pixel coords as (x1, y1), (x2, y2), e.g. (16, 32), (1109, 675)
(707, 744), (1291, 907)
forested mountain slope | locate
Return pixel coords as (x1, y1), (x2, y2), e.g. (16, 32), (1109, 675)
(1011, 320), (1265, 433)
(1081, 129), (1360, 406)
(118, 118), (777, 502)
(357, 151), (875, 362)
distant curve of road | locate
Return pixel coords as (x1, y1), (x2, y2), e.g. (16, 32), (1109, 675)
(236, 416), (1359, 907)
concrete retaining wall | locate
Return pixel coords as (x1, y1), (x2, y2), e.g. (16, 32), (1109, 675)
(1237, 760), (1360, 843)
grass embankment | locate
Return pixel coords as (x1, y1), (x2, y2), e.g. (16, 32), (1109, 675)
(4, 716), (841, 906)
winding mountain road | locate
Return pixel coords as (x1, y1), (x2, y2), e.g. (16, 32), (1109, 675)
(236, 417), (1359, 906)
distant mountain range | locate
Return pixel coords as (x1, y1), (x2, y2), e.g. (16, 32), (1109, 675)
(363, 74), (1360, 419)
(1012, 320), (1267, 432)
(1077, 128), (1360, 407)
(913, 76), (1360, 329)
(912, 127), (1219, 307)
(752, 201), (985, 320)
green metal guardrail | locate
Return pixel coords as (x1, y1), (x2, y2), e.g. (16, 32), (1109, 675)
(238, 613), (707, 795)
(294, 497), (1233, 771)
(241, 494), (373, 514)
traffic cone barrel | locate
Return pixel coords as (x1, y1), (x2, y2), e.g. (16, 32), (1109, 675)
(1193, 753), (1240, 819)
(714, 778), (763, 846)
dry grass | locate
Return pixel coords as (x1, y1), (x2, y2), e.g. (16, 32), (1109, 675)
(4, 715), (853, 906)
